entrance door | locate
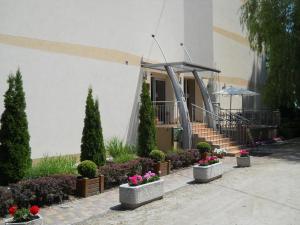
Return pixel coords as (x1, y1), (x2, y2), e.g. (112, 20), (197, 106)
(184, 79), (195, 120)
(151, 78), (166, 123)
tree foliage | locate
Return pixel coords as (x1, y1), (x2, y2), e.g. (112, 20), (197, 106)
(0, 69), (31, 185)
(80, 88), (105, 166)
(137, 82), (156, 157)
(240, 0), (300, 112)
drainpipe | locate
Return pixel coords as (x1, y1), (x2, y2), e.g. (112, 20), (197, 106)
(165, 65), (192, 149)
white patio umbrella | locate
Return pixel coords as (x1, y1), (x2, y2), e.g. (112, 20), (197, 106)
(213, 86), (259, 113)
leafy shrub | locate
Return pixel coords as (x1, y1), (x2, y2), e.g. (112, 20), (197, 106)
(106, 137), (136, 157)
(0, 70), (31, 185)
(0, 186), (13, 217)
(77, 160), (97, 178)
(106, 137), (137, 163)
(10, 175), (76, 208)
(138, 82), (156, 157)
(166, 149), (200, 169)
(24, 155), (77, 179)
(113, 153), (137, 163)
(196, 142), (211, 153)
(99, 158), (154, 188)
(149, 150), (165, 162)
(81, 88), (105, 166)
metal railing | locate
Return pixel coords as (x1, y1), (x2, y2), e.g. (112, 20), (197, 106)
(191, 104), (253, 147)
(216, 108), (280, 127)
(152, 101), (180, 125)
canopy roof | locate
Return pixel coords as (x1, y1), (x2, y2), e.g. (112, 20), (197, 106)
(141, 61), (221, 74)
(214, 86), (259, 96)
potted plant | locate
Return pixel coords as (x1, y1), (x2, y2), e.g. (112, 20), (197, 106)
(196, 142), (211, 159)
(5, 205), (42, 225)
(236, 150), (251, 167)
(119, 171), (163, 209)
(76, 160), (100, 197)
(149, 150), (170, 176)
(213, 148), (227, 158)
(193, 156), (223, 183)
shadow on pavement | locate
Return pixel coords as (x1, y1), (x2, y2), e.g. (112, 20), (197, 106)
(110, 204), (128, 211)
(250, 138), (300, 162)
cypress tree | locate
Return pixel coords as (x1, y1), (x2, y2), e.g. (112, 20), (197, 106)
(93, 99), (105, 166)
(137, 82), (156, 157)
(0, 69), (31, 185)
(80, 88), (105, 166)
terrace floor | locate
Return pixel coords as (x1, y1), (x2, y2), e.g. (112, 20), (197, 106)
(3, 138), (300, 225)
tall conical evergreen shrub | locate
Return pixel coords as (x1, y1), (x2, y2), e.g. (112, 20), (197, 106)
(0, 69), (31, 185)
(80, 88), (105, 166)
(137, 82), (156, 157)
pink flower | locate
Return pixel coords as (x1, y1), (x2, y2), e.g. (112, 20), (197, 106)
(240, 150), (249, 155)
(136, 175), (143, 182)
(129, 176), (138, 185)
(143, 171), (156, 180)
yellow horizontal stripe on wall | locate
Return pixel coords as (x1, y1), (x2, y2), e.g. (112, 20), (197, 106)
(202, 74), (248, 87)
(0, 33), (142, 66)
(213, 26), (249, 47)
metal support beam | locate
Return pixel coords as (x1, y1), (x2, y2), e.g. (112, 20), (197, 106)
(192, 71), (216, 129)
(165, 65), (192, 149)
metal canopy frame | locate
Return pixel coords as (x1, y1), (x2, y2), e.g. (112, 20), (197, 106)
(142, 61), (220, 74)
(142, 61), (220, 149)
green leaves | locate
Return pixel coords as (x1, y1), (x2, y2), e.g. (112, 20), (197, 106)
(137, 82), (156, 157)
(241, 0), (300, 110)
(80, 88), (105, 166)
(0, 69), (31, 185)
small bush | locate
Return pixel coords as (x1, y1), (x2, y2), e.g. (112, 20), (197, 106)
(0, 175), (76, 217)
(0, 186), (13, 217)
(166, 149), (200, 169)
(106, 137), (136, 157)
(77, 160), (97, 178)
(24, 155), (77, 179)
(149, 150), (166, 162)
(196, 142), (211, 153)
(113, 153), (137, 163)
(99, 158), (154, 188)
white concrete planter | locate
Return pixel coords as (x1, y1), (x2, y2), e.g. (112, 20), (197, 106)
(193, 162), (223, 183)
(236, 156), (251, 167)
(5, 214), (43, 225)
(119, 179), (164, 209)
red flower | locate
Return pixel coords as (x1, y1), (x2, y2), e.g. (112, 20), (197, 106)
(30, 205), (40, 215)
(8, 206), (17, 216)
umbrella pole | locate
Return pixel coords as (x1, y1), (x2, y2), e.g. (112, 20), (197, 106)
(230, 95), (232, 122)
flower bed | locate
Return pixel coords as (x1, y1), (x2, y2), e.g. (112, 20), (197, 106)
(236, 150), (251, 167)
(0, 175), (76, 217)
(5, 205), (42, 225)
(193, 156), (223, 183)
(99, 158), (154, 188)
(119, 171), (163, 209)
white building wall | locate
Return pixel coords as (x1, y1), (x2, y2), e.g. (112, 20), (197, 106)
(213, 0), (265, 110)
(0, 0), (188, 158)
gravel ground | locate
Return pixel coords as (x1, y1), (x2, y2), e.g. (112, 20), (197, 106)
(76, 139), (300, 225)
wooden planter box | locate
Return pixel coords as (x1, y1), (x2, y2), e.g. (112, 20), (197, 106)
(119, 179), (164, 209)
(236, 156), (251, 167)
(153, 160), (171, 176)
(193, 162), (223, 183)
(5, 214), (43, 225)
(76, 177), (100, 197)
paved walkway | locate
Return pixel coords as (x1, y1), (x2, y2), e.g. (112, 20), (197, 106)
(39, 157), (237, 225)
(75, 138), (300, 225)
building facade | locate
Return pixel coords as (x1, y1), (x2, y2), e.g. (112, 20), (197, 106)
(0, 0), (264, 158)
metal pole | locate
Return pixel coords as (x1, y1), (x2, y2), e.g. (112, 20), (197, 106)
(181, 42), (216, 129)
(165, 65), (192, 149)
